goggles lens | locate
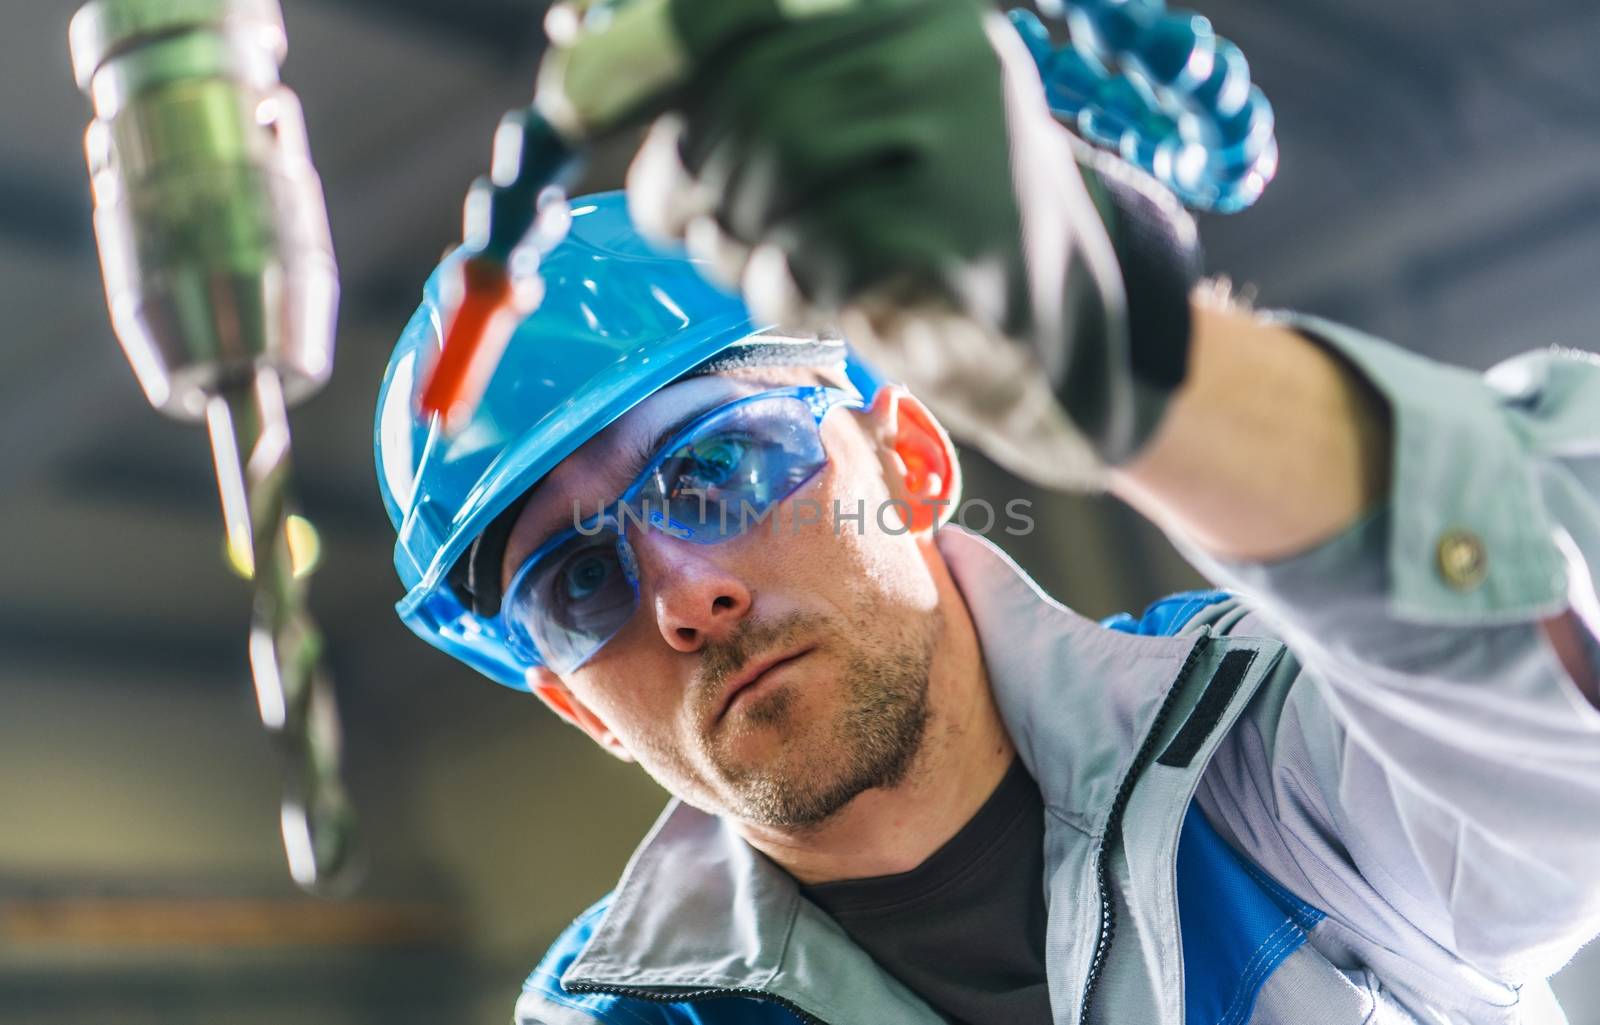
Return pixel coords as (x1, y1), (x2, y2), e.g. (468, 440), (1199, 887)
(500, 386), (861, 673)
(510, 531), (639, 673)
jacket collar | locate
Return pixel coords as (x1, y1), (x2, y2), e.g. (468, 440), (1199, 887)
(935, 527), (1202, 833)
(561, 527), (1204, 1009)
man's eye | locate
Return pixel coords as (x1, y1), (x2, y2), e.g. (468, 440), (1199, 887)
(562, 553), (614, 601)
(667, 434), (752, 493)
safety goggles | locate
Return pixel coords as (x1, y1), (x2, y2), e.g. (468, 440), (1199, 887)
(500, 385), (865, 673)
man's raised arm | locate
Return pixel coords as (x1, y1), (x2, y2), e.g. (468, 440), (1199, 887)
(1114, 294), (1600, 984)
(1115, 295), (1599, 698)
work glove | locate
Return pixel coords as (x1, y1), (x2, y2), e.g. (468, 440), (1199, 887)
(605, 0), (1204, 490)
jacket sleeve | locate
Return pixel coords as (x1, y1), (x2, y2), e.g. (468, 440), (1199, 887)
(1178, 316), (1600, 984)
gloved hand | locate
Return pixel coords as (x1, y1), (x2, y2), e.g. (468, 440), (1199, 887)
(617, 0), (1204, 489)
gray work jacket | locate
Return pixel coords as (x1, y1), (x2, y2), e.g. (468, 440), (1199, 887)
(517, 318), (1600, 1025)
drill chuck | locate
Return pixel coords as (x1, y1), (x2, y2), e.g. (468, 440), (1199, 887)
(70, 0), (338, 420)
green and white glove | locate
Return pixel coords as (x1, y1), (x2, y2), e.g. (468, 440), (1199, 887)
(549, 0), (1203, 489)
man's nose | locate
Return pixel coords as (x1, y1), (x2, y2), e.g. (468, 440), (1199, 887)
(630, 532), (754, 653)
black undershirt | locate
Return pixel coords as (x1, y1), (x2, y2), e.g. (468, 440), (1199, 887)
(800, 759), (1052, 1025)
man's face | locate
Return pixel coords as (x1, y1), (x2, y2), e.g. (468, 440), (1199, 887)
(502, 366), (954, 831)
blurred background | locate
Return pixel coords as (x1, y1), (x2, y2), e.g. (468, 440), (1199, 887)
(2, 0), (1598, 1022)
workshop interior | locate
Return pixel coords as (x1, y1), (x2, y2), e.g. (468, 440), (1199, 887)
(2, 0), (1598, 1022)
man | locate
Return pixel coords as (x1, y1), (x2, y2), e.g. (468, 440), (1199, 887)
(374, 4), (1600, 1023)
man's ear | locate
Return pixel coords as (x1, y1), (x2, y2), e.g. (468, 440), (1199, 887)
(866, 385), (961, 533)
(527, 668), (635, 762)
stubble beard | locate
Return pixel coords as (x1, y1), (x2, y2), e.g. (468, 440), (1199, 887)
(693, 607), (939, 830)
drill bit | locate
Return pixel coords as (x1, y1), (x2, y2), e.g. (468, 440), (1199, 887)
(208, 371), (357, 893)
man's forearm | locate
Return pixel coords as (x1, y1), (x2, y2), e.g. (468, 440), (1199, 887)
(1110, 295), (1598, 700)
(1108, 293), (1393, 563)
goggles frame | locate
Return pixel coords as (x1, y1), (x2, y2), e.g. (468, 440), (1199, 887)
(499, 385), (865, 672)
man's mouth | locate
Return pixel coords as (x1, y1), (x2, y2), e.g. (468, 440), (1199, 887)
(715, 645), (816, 722)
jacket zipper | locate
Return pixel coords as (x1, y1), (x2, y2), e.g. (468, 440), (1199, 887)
(563, 981), (828, 1025)
(1076, 632), (1210, 1024)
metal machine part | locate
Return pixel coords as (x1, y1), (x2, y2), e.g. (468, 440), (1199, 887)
(69, 0), (337, 419)
(70, 0), (357, 894)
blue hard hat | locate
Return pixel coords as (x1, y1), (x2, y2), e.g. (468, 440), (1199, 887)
(375, 191), (881, 690)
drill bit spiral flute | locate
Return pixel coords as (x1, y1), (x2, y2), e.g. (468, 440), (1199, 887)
(68, 0), (356, 893)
